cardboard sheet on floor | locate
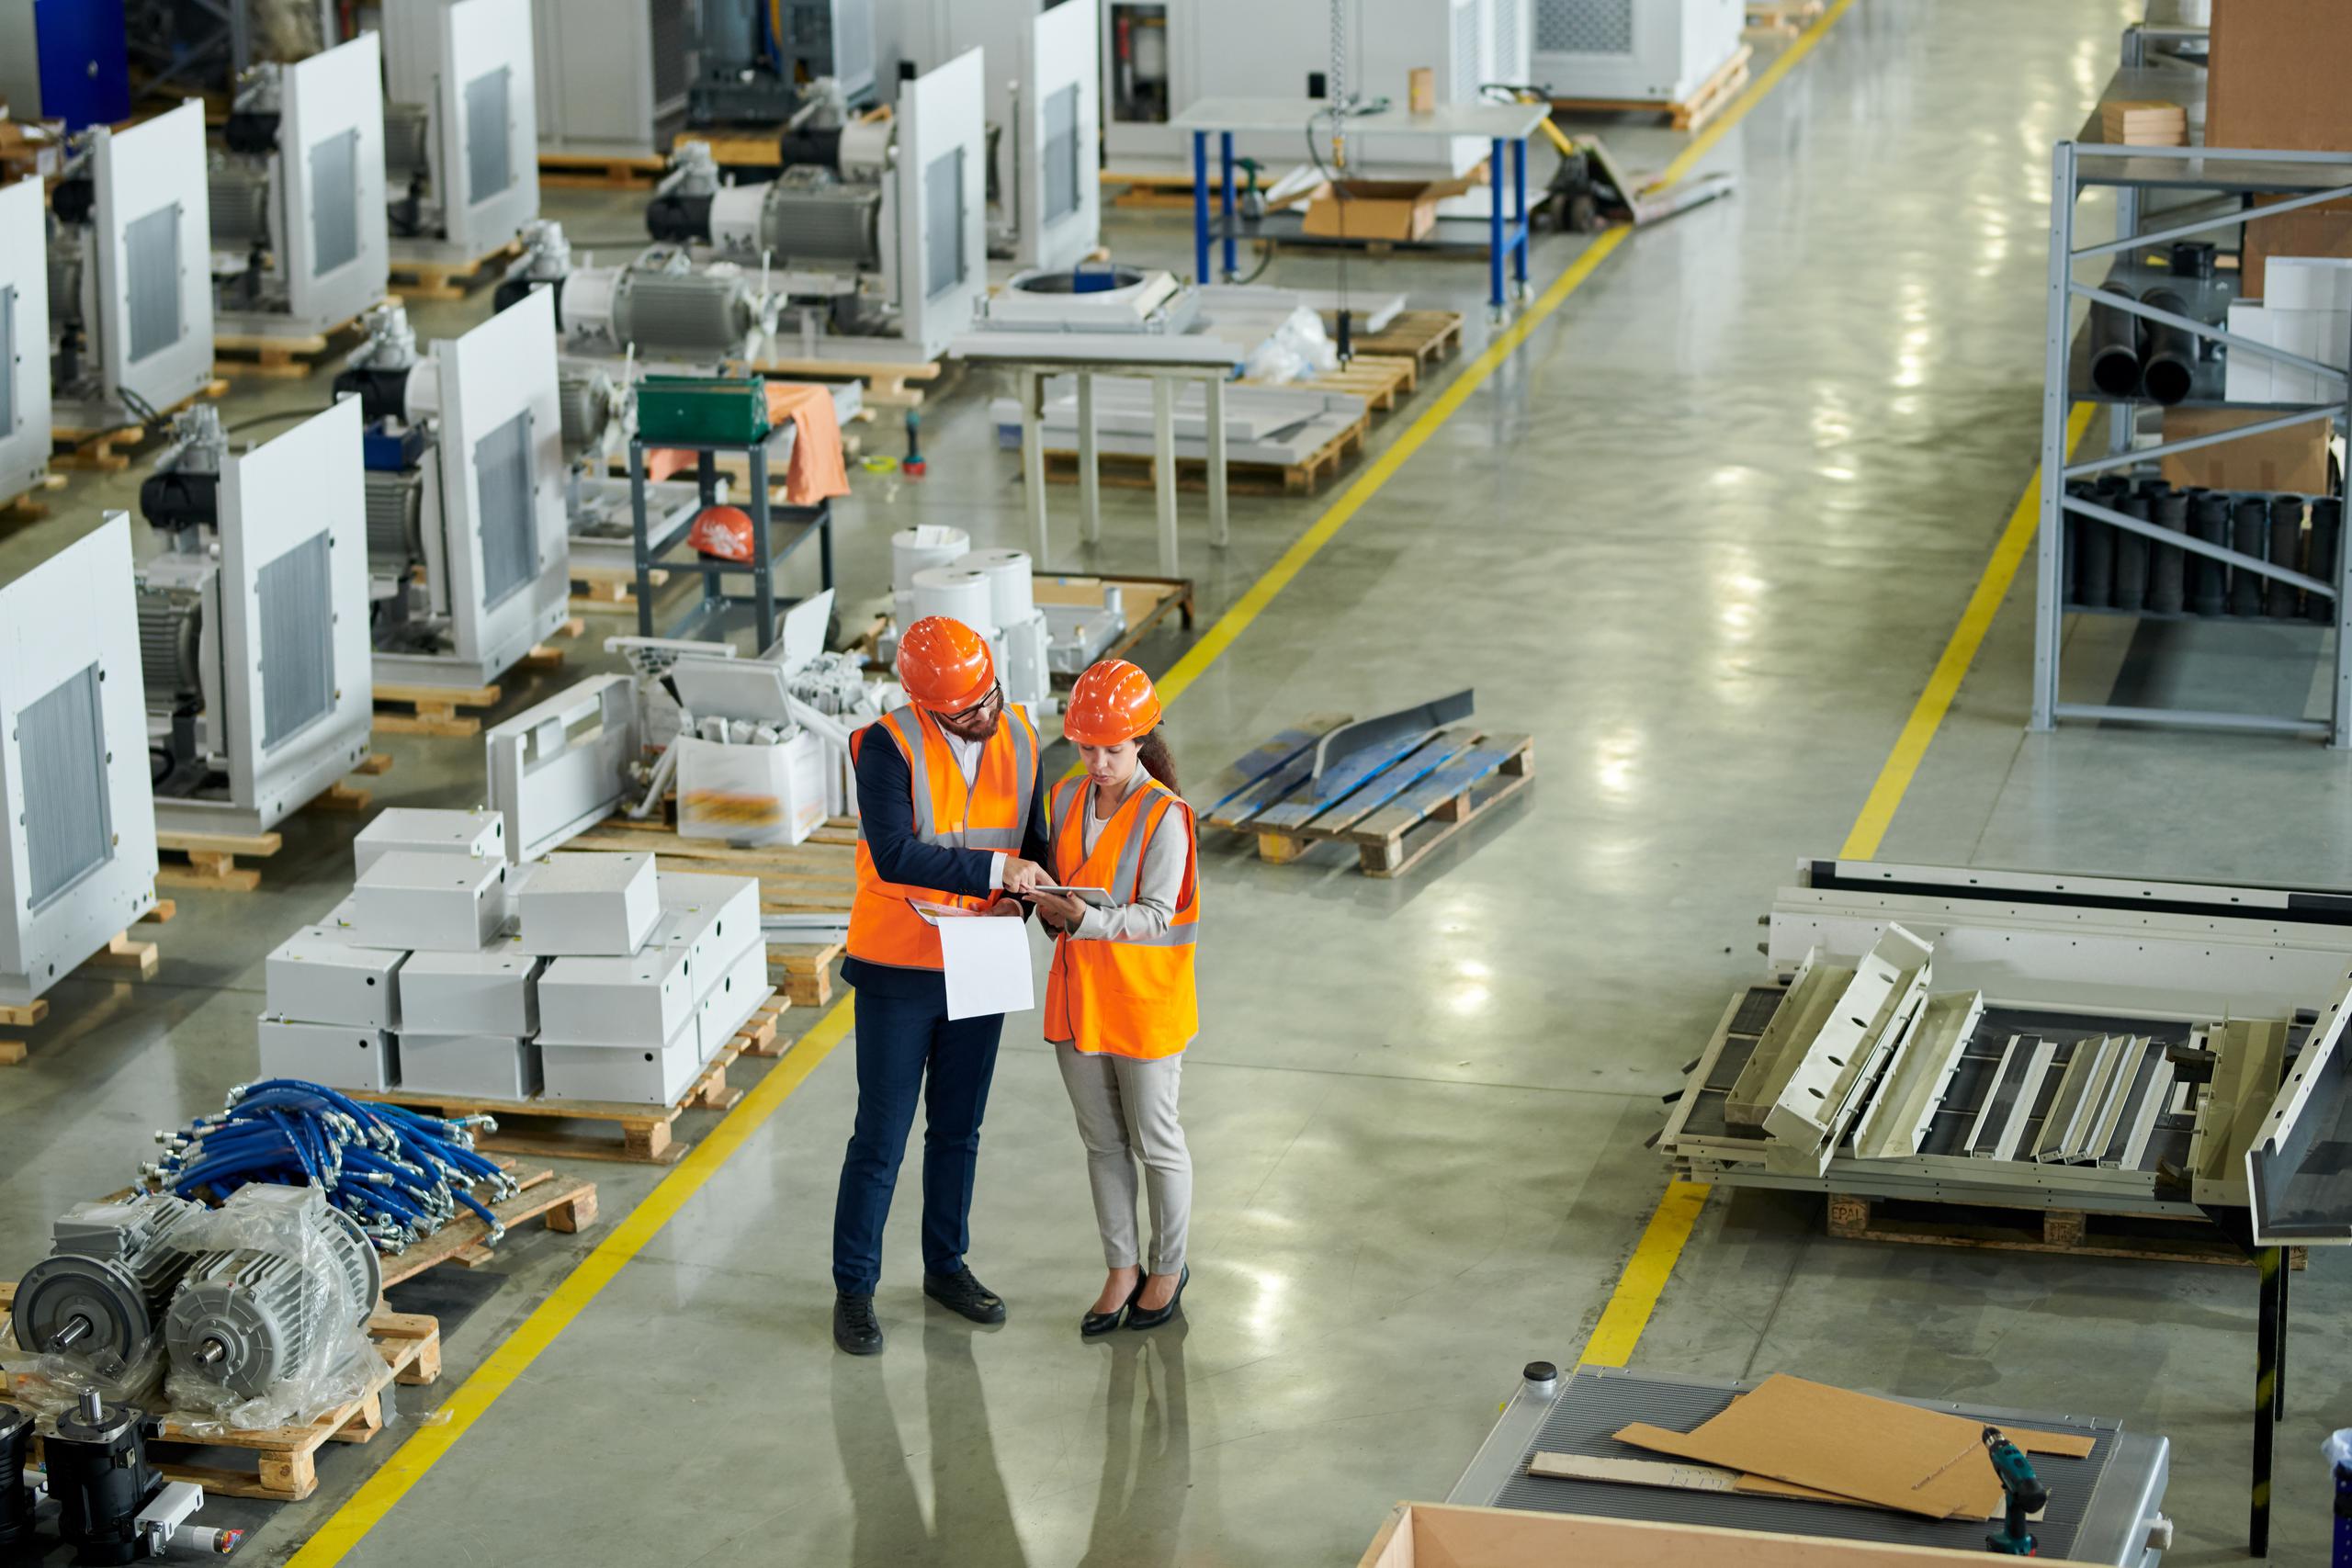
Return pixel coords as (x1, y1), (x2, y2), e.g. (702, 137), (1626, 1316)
(1528, 1452), (2043, 1521)
(1611, 1374), (2093, 1521)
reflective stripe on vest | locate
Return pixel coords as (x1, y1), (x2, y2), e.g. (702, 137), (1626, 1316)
(847, 704), (1041, 972)
(1044, 773), (1200, 1057)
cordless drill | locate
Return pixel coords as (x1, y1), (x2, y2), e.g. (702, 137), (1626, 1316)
(1983, 1426), (2048, 1556)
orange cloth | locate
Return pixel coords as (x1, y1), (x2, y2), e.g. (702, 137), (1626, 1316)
(764, 381), (852, 505)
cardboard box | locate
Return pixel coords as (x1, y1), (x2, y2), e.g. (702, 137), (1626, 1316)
(2100, 99), (2187, 146)
(677, 732), (827, 847)
(2209, 0), (2352, 155)
(1356, 1502), (2110, 1568)
(1300, 177), (1477, 243)
(1408, 66), (1436, 115)
(2161, 407), (2332, 492)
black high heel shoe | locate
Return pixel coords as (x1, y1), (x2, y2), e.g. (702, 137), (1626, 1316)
(1125, 1266), (1188, 1331)
(1081, 1279), (1143, 1337)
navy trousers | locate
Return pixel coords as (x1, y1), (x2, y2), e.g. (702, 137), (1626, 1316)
(831, 988), (1005, 1295)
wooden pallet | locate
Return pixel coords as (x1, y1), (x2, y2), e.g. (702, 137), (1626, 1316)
(1, 1283), (440, 1504)
(1745, 0), (1825, 34)
(213, 301), (396, 378)
(1551, 44), (1753, 131)
(1294, 355), (1418, 413)
(373, 680), (502, 739)
(571, 564), (670, 614)
(1340, 310), (1465, 370)
(732, 355), (944, 410)
(1043, 411), (1369, 498)
(1, 472), (66, 525)
(51, 380), (229, 472)
(537, 149), (669, 187)
(1205, 717), (1534, 878)
(354, 999), (777, 1165)
(1826, 1192), (2309, 1270)
(378, 1167), (601, 1288)
(388, 239), (522, 302)
(1033, 573), (1197, 671)
(0, 903), (174, 1066)
(155, 829), (281, 893)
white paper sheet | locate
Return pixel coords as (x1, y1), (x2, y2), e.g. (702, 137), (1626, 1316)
(935, 912), (1035, 1021)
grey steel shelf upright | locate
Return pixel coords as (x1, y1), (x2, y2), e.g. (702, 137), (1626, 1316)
(2037, 140), (2352, 745)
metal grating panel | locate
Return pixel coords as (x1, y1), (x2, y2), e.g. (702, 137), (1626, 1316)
(472, 411), (537, 606)
(0, 284), (14, 437)
(1536, 0), (1633, 56)
(124, 204), (183, 364)
(1494, 0), (1529, 82)
(650, 0), (690, 102)
(18, 664), (114, 908)
(1043, 84), (1080, 224)
(1452, 0), (1482, 104)
(923, 145), (966, 300)
(831, 0), (874, 91)
(256, 531), (335, 750)
(309, 129), (361, 276)
(1486, 1371), (2110, 1558)
(464, 66), (514, 204)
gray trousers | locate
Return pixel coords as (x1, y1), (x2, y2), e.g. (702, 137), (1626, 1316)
(1055, 1043), (1191, 1275)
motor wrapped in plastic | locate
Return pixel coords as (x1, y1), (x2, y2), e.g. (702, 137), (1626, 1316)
(9, 1195), (205, 1381)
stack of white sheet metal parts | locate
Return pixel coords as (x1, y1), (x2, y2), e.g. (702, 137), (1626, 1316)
(1659, 859), (2352, 1245)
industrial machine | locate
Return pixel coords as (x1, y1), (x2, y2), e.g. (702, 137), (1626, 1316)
(209, 32), (390, 341)
(46, 102), (216, 432)
(897, 0), (1102, 268)
(688, 0), (875, 127)
(1099, 0), (1530, 178)
(1657, 860), (2352, 1247)
(500, 220), (781, 366)
(0, 0), (132, 128)
(0, 175), (53, 515)
(11, 1193), (203, 1373)
(43, 1391), (242, 1562)
(530, 0), (695, 159)
(1447, 1364), (2173, 1566)
(134, 400), (374, 839)
(379, 0), (541, 268)
(0, 515), (165, 1011)
(331, 292), (571, 689)
(1532, 0), (1744, 106)
(163, 1184), (380, 1401)
(640, 50), (988, 360)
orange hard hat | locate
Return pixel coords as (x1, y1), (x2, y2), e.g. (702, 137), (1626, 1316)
(898, 616), (996, 713)
(687, 504), (755, 564)
(1063, 660), (1161, 746)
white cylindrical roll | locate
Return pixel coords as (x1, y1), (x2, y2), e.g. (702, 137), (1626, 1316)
(910, 566), (995, 633)
(891, 526), (972, 597)
(956, 547), (1034, 628)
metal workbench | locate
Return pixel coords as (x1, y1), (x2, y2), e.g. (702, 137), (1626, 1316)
(1448, 1366), (2171, 1566)
(624, 430), (834, 650)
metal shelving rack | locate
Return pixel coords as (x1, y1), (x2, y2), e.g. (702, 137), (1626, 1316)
(2036, 134), (2352, 744)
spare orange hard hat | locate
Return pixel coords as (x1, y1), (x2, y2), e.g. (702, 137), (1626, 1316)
(687, 504), (755, 564)
(898, 616), (996, 713)
(1063, 660), (1161, 746)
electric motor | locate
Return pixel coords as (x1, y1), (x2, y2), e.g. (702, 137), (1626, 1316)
(570, 263), (759, 358)
(208, 162), (274, 248)
(136, 586), (206, 708)
(164, 1186), (381, 1399)
(364, 468), (427, 580)
(46, 1393), (156, 1568)
(558, 363), (619, 451)
(710, 167), (882, 271)
(11, 1195), (205, 1369)
(0, 1404), (31, 1557)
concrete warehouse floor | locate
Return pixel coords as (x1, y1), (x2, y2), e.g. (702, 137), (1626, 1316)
(4, 0), (2350, 1562)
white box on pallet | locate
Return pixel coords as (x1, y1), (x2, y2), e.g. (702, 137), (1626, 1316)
(348, 852), (513, 952)
(695, 943), (774, 1062)
(537, 940), (697, 1046)
(398, 947), (544, 1035)
(354, 807), (507, 877)
(397, 1033), (542, 1100)
(265, 929), (407, 1029)
(515, 852), (658, 956)
(655, 871), (762, 976)
(257, 1015), (401, 1092)
(541, 1022), (700, 1105)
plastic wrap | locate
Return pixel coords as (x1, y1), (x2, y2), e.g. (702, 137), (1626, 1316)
(2327, 1427), (2352, 1471)
(1243, 306), (1340, 383)
(156, 1189), (380, 1436)
(0, 1336), (167, 1421)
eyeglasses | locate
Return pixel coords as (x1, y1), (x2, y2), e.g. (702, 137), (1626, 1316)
(945, 683), (1003, 723)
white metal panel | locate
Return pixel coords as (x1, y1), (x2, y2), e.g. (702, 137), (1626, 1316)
(281, 33), (390, 328)
(435, 286), (568, 672)
(219, 400), (373, 829)
(93, 102), (213, 413)
(896, 49), (989, 358)
(1021, 0), (1102, 270)
(484, 673), (639, 861)
(0, 514), (161, 1004)
(441, 0), (540, 254)
(0, 176), (51, 505)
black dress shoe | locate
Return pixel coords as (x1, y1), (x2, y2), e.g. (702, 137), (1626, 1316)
(923, 1268), (1007, 1324)
(834, 1292), (884, 1356)
(1125, 1266), (1189, 1331)
(1081, 1280), (1143, 1337)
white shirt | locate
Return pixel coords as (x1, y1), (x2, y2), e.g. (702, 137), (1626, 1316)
(940, 726), (1008, 889)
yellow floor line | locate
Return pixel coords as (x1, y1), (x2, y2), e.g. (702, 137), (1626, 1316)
(293, 4), (1862, 1553)
(287, 998), (856, 1566)
(1577, 1180), (1713, 1367)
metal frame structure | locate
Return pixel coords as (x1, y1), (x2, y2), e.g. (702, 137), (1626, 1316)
(0, 175), (52, 513)
(624, 432), (835, 651)
(888, 47), (989, 362)
(2036, 138), (2352, 744)
(0, 514), (163, 1010)
(484, 672), (639, 862)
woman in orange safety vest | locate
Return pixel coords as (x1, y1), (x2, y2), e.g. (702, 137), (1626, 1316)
(1020, 660), (1199, 1336)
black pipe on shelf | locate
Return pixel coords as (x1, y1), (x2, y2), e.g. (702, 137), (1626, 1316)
(2148, 484), (2189, 613)
(2090, 285), (2145, 398)
(2139, 288), (2198, 406)
(2232, 494), (2268, 615)
(2189, 490), (2231, 615)
(2076, 478), (2120, 607)
(2113, 488), (2153, 612)
(2268, 494), (2306, 618)
(2308, 498), (2342, 625)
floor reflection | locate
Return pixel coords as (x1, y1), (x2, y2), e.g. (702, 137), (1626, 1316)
(831, 1323), (1030, 1567)
(1080, 1325), (1191, 1566)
